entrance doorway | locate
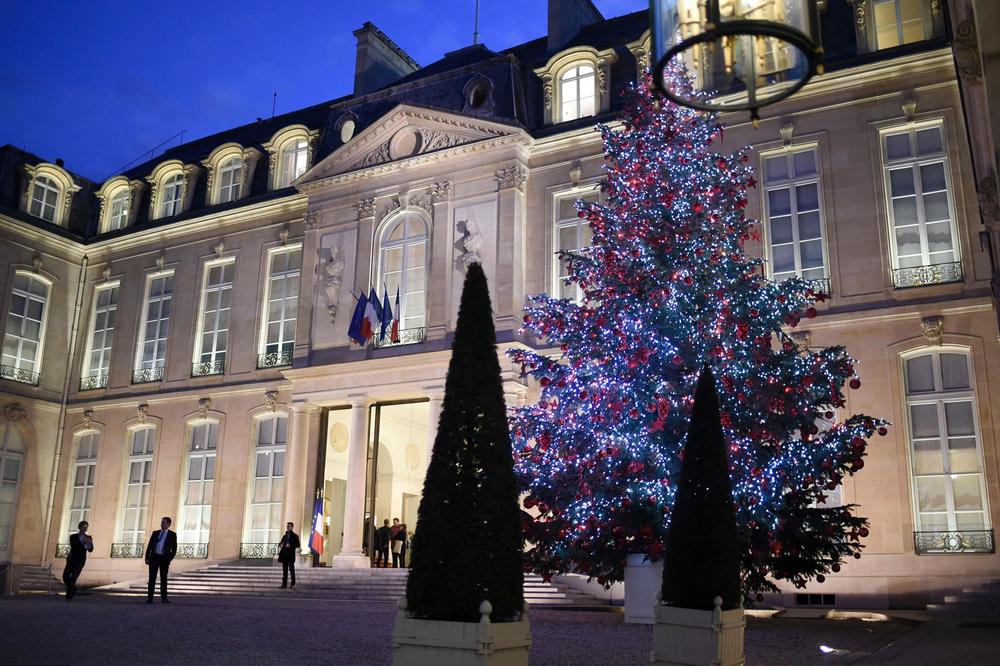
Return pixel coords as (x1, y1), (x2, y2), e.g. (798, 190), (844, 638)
(319, 407), (352, 566)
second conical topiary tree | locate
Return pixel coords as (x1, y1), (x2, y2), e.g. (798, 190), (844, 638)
(661, 366), (741, 611)
(405, 262), (525, 623)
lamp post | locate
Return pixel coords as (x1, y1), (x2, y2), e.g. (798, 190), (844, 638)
(650, 0), (825, 125)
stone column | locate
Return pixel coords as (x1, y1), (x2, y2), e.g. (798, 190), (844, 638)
(426, 182), (452, 341)
(494, 164), (528, 330)
(285, 403), (320, 532)
(332, 396), (371, 568)
(424, 390), (445, 469)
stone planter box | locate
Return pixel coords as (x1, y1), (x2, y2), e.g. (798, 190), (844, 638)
(392, 599), (531, 666)
(624, 552), (663, 624)
(651, 596), (745, 666)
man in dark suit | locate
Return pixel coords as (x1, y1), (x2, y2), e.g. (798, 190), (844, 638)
(144, 516), (177, 604)
(277, 522), (301, 589)
(63, 520), (94, 601)
(375, 519), (391, 567)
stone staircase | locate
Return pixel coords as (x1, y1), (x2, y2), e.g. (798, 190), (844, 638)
(11, 564), (62, 594)
(96, 562), (608, 609)
(927, 579), (1000, 623)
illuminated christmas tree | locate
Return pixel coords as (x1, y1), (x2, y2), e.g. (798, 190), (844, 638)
(509, 72), (887, 597)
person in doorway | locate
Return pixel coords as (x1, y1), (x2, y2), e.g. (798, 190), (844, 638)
(63, 520), (94, 601)
(278, 522), (300, 589)
(375, 519), (392, 567)
(391, 521), (408, 569)
(144, 516), (177, 604)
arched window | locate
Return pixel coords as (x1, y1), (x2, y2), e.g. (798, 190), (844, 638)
(559, 65), (595, 122)
(0, 423), (26, 560)
(218, 157), (243, 203)
(119, 426), (155, 546)
(904, 349), (990, 549)
(2, 272), (51, 385)
(377, 214), (428, 332)
(278, 140), (308, 188)
(180, 421), (217, 546)
(29, 175), (61, 223)
(107, 189), (129, 231)
(160, 174), (184, 218)
(246, 414), (287, 545)
(66, 432), (99, 541)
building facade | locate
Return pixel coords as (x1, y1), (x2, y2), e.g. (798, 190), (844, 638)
(0, 0), (997, 609)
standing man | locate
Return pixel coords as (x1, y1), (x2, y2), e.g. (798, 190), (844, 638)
(144, 516), (177, 604)
(391, 521), (407, 569)
(375, 519), (392, 568)
(63, 520), (94, 601)
(277, 522), (300, 589)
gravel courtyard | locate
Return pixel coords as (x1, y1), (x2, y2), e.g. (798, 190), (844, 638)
(0, 594), (913, 665)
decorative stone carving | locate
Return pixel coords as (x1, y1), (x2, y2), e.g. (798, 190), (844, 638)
(569, 164), (582, 187)
(901, 99), (917, 123)
(418, 129), (464, 153)
(265, 390), (279, 412)
(213, 241), (225, 258)
(382, 196), (403, 221)
(279, 225), (290, 246)
(953, 20), (983, 85)
(304, 210), (319, 229)
(779, 120), (794, 147)
(597, 58), (609, 94)
(541, 74), (553, 111)
(155, 254), (166, 271)
(1, 403), (26, 422)
(358, 197), (377, 218)
(496, 165), (527, 192)
(977, 171), (1000, 224)
(790, 330), (811, 352)
(409, 191), (432, 216)
(404, 442), (421, 471)
(323, 244), (346, 324)
(136, 404), (148, 424)
(459, 220), (484, 268)
(102, 266), (112, 282)
(329, 422), (349, 453)
(32, 255), (42, 272)
(197, 398), (211, 419)
(921, 316), (944, 346)
(82, 409), (94, 428)
(430, 182), (452, 204)
(353, 141), (392, 170)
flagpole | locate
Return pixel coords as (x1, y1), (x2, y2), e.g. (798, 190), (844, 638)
(473, 0), (480, 45)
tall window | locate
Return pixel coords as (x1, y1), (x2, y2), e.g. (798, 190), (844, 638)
(2, 272), (50, 384)
(29, 175), (60, 223)
(107, 190), (129, 231)
(905, 350), (989, 535)
(560, 65), (596, 122)
(260, 247), (301, 366)
(81, 284), (118, 390)
(120, 427), (155, 545)
(159, 174), (184, 218)
(278, 140), (308, 188)
(181, 422), (217, 546)
(883, 124), (958, 284)
(763, 147), (826, 282)
(553, 190), (598, 301)
(0, 423), (26, 559)
(378, 214), (427, 331)
(247, 414), (286, 544)
(873, 0), (930, 50)
(218, 157), (243, 203)
(67, 433), (99, 540)
(193, 261), (234, 376)
(134, 272), (173, 383)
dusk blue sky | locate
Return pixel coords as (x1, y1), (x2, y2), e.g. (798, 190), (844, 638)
(0, 0), (644, 181)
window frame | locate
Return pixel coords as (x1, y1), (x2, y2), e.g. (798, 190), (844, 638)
(558, 64), (597, 123)
(244, 413), (288, 545)
(871, 0), (933, 51)
(2, 270), (52, 381)
(80, 282), (119, 389)
(278, 139), (309, 188)
(65, 431), (99, 541)
(133, 270), (174, 381)
(258, 245), (302, 365)
(217, 156), (244, 204)
(159, 173), (185, 218)
(119, 425), (156, 545)
(192, 259), (235, 375)
(179, 420), (219, 546)
(551, 185), (601, 303)
(375, 212), (429, 333)
(29, 175), (61, 223)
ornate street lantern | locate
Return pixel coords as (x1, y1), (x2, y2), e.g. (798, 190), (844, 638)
(650, 0), (825, 125)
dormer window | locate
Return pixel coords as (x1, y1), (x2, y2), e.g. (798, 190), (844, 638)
(218, 157), (244, 203)
(560, 65), (596, 122)
(107, 190), (129, 231)
(873, 0), (930, 49)
(160, 174), (184, 218)
(29, 176), (60, 223)
(278, 140), (308, 188)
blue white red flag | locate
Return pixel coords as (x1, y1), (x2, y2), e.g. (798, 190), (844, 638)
(347, 291), (368, 345)
(380, 286), (393, 342)
(308, 497), (324, 556)
(391, 288), (401, 343)
(361, 287), (382, 342)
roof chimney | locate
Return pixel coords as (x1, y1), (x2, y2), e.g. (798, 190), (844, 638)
(548, 0), (604, 52)
(353, 22), (420, 96)
(55, 158), (65, 167)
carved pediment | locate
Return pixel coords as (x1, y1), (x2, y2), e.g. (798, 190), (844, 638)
(296, 105), (523, 187)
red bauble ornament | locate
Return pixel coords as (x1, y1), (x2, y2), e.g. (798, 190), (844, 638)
(849, 378), (861, 389)
(805, 307), (817, 318)
(859, 527), (869, 538)
(816, 574), (826, 583)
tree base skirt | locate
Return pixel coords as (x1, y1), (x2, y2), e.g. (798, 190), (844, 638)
(392, 614), (531, 666)
(651, 603), (745, 666)
(625, 553), (663, 624)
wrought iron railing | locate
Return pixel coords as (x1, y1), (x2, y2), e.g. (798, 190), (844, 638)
(257, 350), (292, 369)
(110, 542), (145, 558)
(239, 542), (279, 559)
(1, 365), (39, 386)
(767, 276), (831, 296)
(192, 359), (225, 377)
(371, 327), (426, 349)
(55, 543), (70, 558)
(914, 529), (994, 554)
(132, 366), (164, 384)
(79, 374), (109, 391)
(176, 543), (209, 559)
(892, 262), (963, 289)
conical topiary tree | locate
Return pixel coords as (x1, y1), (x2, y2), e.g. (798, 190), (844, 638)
(406, 262), (524, 622)
(661, 367), (741, 611)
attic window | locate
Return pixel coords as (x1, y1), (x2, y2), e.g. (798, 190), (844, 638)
(469, 83), (489, 108)
(340, 119), (356, 143)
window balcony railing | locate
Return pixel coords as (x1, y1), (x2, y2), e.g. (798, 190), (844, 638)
(132, 366), (164, 384)
(914, 529), (994, 555)
(192, 359), (225, 377)
(176, 543), (209, 559)
(370, 327), (426, 349)
(892, 262), (963, 289)
(110, 542), (145, 558)
(1, 365), (39, 386)
(239, 542), (279, 559)
(257, 350), (292, 369)
(55, 543), (70, 558)
(79, 374), (109, 391)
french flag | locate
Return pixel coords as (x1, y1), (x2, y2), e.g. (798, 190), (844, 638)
(347, 290), (368, 346)
(308, 497), (324, 557)
(391, 288), (400, 343)
(380, 285), (393, 342)
(361, 287), (382, 342)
